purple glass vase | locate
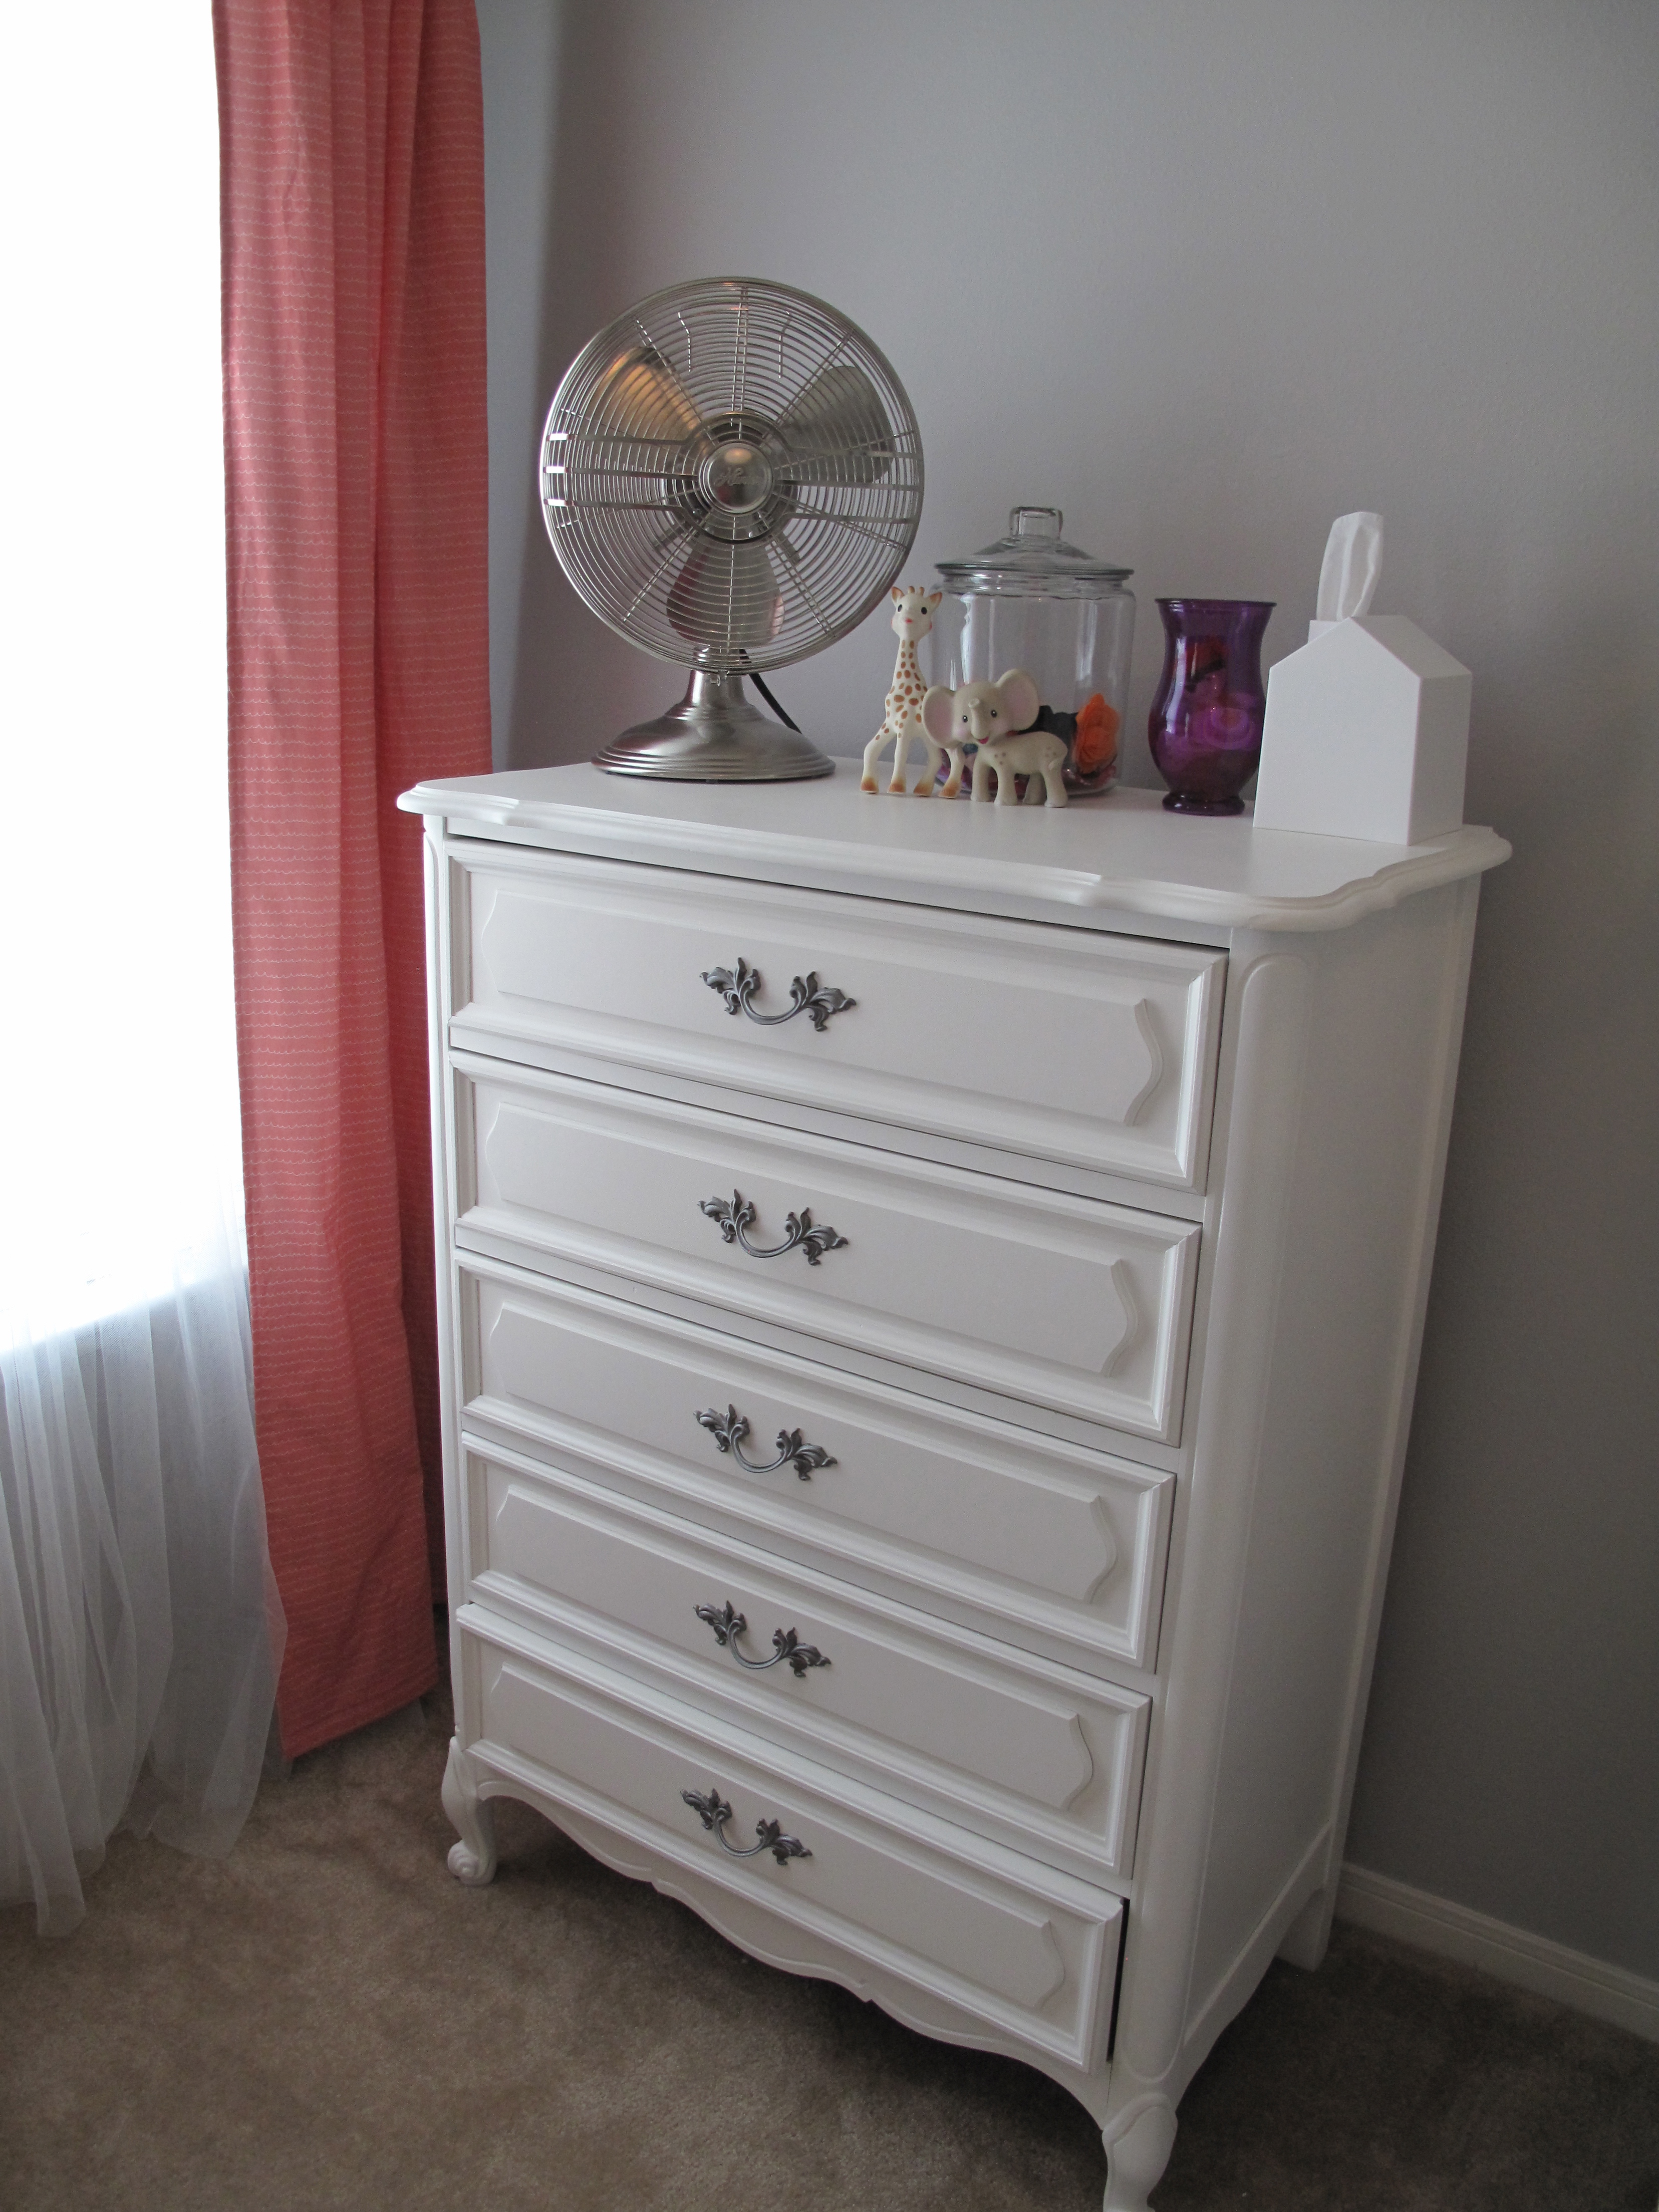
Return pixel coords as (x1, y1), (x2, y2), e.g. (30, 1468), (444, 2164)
(1148, 599), (1275, 815)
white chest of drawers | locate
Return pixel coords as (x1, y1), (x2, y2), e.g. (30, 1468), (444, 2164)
(399, 765), (1507, 2210)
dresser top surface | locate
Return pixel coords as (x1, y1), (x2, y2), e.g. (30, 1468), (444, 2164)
(399, 763), (1508, 934)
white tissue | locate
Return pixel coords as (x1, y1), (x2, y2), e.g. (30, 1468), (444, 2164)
(1309, 511), (1383, 641)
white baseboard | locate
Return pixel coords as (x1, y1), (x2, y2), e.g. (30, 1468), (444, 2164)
(1336, 1862), (1659, 2046)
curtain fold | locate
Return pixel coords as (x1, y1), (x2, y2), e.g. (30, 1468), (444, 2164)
(1, 1267), (284, 1935)
(216, 0), (491, 1758)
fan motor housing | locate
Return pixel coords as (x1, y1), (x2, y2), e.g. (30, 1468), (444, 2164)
(699, 441), (773, 516)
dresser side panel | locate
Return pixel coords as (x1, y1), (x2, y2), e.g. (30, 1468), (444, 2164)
(425, 823), (469, 1638)
(1181, 882), (1478, 2030)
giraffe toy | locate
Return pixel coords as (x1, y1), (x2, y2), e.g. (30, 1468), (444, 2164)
(862, 585), (962, 797)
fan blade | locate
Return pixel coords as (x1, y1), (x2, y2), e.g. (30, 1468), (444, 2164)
(667, 539), (783, 650)
(775, 364), (893, 486)
(587, 341), (705, 449)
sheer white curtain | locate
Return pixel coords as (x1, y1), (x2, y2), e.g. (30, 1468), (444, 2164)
(0, 6), (282, 1932)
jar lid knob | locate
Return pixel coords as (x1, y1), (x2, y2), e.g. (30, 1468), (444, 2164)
(1011, 506), (1062, 538)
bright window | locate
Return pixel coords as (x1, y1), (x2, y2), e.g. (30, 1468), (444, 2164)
(1, 5), (243, 1342)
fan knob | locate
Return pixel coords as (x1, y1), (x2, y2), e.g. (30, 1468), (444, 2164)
(700, 442), (773, 513)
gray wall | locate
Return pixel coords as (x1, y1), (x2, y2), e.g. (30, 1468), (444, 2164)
(479, 0), (1659, 1981)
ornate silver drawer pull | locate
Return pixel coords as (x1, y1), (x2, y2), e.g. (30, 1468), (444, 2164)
(693, 1598), (831, 1678)
(695, 1404), (836, 1481)
(699, 1189), (847, 1266)
(702, 956), (855, 1033)
(681, 1785), (811, 1865)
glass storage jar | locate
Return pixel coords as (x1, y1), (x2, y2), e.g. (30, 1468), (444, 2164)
(933, 507), (1135, 795)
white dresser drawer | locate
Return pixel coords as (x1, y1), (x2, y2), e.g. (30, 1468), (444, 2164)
(456, 1060), (1202, 1444)
(460, 1267), (1174, 1675)
(452, 850), (1224, 1191)
(466, 1443), (1150, 1882)
(460, 1612), (1123, 2070)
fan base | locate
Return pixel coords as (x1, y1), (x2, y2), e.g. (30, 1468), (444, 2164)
(595, 671), (835, 782)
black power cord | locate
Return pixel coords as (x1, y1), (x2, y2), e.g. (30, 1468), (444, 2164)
(748, 670), (800, 732)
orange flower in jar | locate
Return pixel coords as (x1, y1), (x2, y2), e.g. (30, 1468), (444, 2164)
(1072, 692), (1120, 777)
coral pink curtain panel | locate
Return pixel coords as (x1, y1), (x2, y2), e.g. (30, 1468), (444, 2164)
(215, 0), (490, 1757)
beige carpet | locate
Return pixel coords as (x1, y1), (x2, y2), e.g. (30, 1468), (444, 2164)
(4, 1675), (1656, 2211)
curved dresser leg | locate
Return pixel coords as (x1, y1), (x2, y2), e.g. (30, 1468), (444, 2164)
(442, 1737), (498, 1886)
(1102, 2097), (1177, 2212)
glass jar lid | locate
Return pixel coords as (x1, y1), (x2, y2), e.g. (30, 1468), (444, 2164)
(935, 506), (1133, 590)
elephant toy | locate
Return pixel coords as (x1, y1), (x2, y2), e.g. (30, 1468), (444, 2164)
(920, 669), (1068, 807)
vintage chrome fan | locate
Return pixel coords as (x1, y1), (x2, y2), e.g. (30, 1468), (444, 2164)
(540, 278), (924, 779)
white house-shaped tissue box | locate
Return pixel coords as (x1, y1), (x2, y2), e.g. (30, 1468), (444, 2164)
(1252, 615), (1471, 846)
